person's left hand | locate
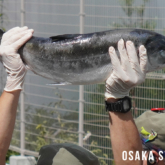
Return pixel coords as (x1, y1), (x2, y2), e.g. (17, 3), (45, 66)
(105, 39), (148, 99)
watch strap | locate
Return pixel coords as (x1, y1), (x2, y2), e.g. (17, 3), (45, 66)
(105, 96), (132, 113)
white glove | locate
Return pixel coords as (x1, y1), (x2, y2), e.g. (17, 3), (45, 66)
(0, 26), (34, 92)
(105, 39), (148, 99)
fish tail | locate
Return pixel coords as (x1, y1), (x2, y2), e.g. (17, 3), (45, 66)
(0, 29), (4, 41)
(0, 29), (4, 62)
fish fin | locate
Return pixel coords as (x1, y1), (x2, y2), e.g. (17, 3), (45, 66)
(46, 82), (72, 86)
(50, 34), (82, 42)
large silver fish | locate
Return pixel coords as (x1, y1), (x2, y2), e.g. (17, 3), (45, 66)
(0, 29), (165, 85)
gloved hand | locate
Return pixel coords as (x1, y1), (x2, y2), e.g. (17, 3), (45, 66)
(0, 26), (34, 92)
(105, 39), (148, 99)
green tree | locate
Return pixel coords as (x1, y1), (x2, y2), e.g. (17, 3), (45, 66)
(111, 0), (156, 30)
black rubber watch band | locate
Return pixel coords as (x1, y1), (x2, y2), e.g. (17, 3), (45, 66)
(105, 96), (132, 113)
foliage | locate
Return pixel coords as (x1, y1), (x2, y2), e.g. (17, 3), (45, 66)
(21, 88), (79, 153)
(111, 0), (156, 30)
(6, 150), (19, 164)
(130, 69), (165, 118)
(9, 84), (110, 165)
(84, 84), (112, 165)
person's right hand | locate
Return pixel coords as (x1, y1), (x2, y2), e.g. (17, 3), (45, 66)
(0, 26), (34, 92)
(105, 39), (148, 100)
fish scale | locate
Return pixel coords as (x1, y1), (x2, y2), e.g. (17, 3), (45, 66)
(0, 29), (165, 85)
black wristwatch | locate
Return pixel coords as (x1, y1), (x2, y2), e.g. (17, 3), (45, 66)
(105, 96), (132, 113)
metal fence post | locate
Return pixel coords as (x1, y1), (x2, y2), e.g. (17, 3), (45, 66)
(78, 0), (85, 147)
(20, 0), (25, 156)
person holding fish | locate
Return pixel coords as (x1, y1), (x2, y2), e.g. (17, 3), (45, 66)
(105, 40), (165, 165)
(0, 26), (163, 165)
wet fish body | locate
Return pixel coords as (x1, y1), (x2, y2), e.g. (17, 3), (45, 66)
(1, 29), (165, 85)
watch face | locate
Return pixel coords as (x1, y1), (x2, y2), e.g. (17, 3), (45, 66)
(123, 99), (130, 112)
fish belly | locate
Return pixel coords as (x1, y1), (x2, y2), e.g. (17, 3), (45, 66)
(23, 50), (112, 85)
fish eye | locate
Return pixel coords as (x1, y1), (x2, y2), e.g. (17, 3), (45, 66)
(160, 50), (165, 57)
(158, 50), (165, 65)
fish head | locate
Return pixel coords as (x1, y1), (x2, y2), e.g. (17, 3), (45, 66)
(146, 36), (165, 72)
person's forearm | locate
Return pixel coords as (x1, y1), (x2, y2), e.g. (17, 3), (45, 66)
(108, 98), (142, 165)
(0, 90), (21, 165)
